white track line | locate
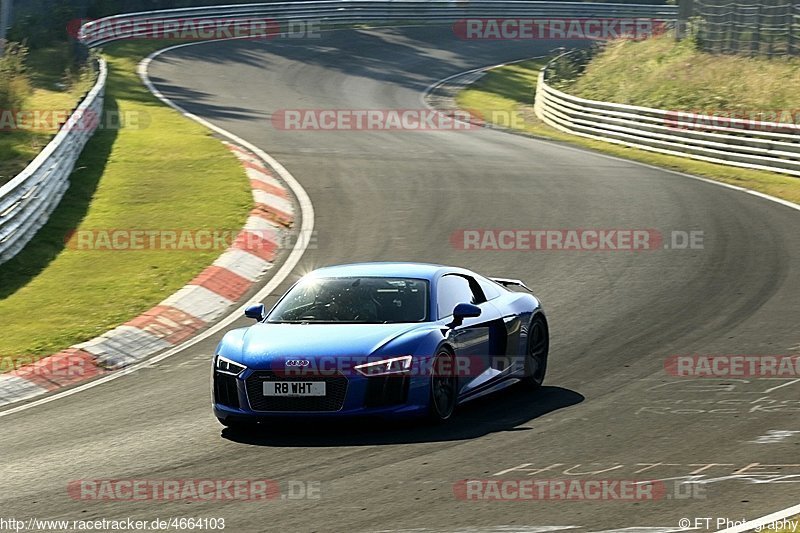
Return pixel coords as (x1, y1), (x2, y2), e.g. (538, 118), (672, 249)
(422, 59), (800, 215)
(5, 35), (800, 533)
(0, 38), (314, 419)
(424, 57), (800, 533)
(717, 505), (800, 533)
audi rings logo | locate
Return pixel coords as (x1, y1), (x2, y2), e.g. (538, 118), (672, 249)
(286, 360), (311, 367)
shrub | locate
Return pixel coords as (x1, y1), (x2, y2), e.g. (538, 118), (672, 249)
(0, 43), (31, 111)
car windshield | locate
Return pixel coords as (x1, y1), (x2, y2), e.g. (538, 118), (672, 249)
(267, 277), (429, 324)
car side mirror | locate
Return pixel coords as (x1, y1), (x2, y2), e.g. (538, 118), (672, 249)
(447, 302), (481, 328)
(244, 303), (265, 321)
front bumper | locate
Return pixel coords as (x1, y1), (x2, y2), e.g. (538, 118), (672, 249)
(213, 362), (433, 420)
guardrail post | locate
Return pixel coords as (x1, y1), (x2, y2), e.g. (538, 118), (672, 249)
(751, 4), (761, 56)
(676, 0), (694, 40)
(535, 53), (800, 178)
(787, 3), (795, 56)
(1, 2), (683, 265)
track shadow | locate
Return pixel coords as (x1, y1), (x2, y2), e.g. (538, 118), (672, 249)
(221, 385), (583, 447)
(147, 26), (588, 123)
(0, 95), (120, 300)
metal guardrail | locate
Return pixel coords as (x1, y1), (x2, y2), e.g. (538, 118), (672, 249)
(534, 53), (800, 177)
(0, 2), (677, 266)
(0, 59), (107, 264)
(80, 1), (678, 47)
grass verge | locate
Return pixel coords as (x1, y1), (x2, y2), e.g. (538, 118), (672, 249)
(0, 41), (252, 364)
(568, 35), (800, 111)
(767, 517), (800, 533)
(456, 57), (800, 205)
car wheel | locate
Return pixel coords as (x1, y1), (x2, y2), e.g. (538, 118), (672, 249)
(522, 314), (549, 389)
(428, 349), (458, 422)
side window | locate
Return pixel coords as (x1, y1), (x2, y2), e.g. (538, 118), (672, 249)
(476, 276), (503, 300)
(437, 275), (480, 319)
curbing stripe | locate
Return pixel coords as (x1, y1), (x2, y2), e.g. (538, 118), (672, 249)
(233, 228), (279, 261)
(9, 349), (103, 391)
(0, 375), (51, 405)
(0, 141), (295, 407)
(251, 205), (292, 227)
(189, 265), (253, 302)
(253, 189), (294, 215)
(76, 326), (173, 369)
(242, 159), (270, 172)
(160, 281), (235, 323)
(126, 306), (207, 345)
(0, 38), (314, 418)
(247, 168), (289, 194)
(242, 214), (284, 235)
(213, 248), (273, 282)
(224, 142), (253, 158)
(252, 203), (294, 227)
(250, 179), (289, 198)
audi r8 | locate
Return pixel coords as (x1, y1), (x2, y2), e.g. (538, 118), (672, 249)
(212, 262), (549, 427)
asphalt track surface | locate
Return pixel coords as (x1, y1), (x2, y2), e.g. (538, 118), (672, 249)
(2, 27), (800, 532)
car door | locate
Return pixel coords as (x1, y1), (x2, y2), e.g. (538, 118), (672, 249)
(436, 273), (504, 397)
(476, 275), (526, 377)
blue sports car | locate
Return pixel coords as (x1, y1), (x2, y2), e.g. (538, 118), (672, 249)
(212, 262), (549, 427)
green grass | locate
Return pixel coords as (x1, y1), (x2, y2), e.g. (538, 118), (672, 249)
(569, 34), (800, 112)
(0, 45), (96, 186)
(0, 41), (252, 363)
(769, 517), (800, 533)
(456, 57), (800, 205)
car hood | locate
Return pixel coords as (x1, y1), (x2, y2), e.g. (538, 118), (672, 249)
(225, 322), (427, 368)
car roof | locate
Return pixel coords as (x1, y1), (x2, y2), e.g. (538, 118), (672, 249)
(308, 262), (464, 281)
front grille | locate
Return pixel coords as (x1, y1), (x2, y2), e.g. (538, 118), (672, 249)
(214, 372), (240, 409)
(364, 375), (409, 407)
(245, 371), (348, 412)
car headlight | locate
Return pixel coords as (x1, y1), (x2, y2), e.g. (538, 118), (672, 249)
(354, 355), (413, 377)
(215, 355), (246, 376)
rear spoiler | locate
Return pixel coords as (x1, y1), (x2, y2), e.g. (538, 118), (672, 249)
(489, 277), (533, 292)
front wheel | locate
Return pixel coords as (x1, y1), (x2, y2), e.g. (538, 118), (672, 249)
(522, 314), (549, 389)
(427, 350), (458, 422)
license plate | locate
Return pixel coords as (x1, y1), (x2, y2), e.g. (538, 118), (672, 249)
(264, 381), (326, 397)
